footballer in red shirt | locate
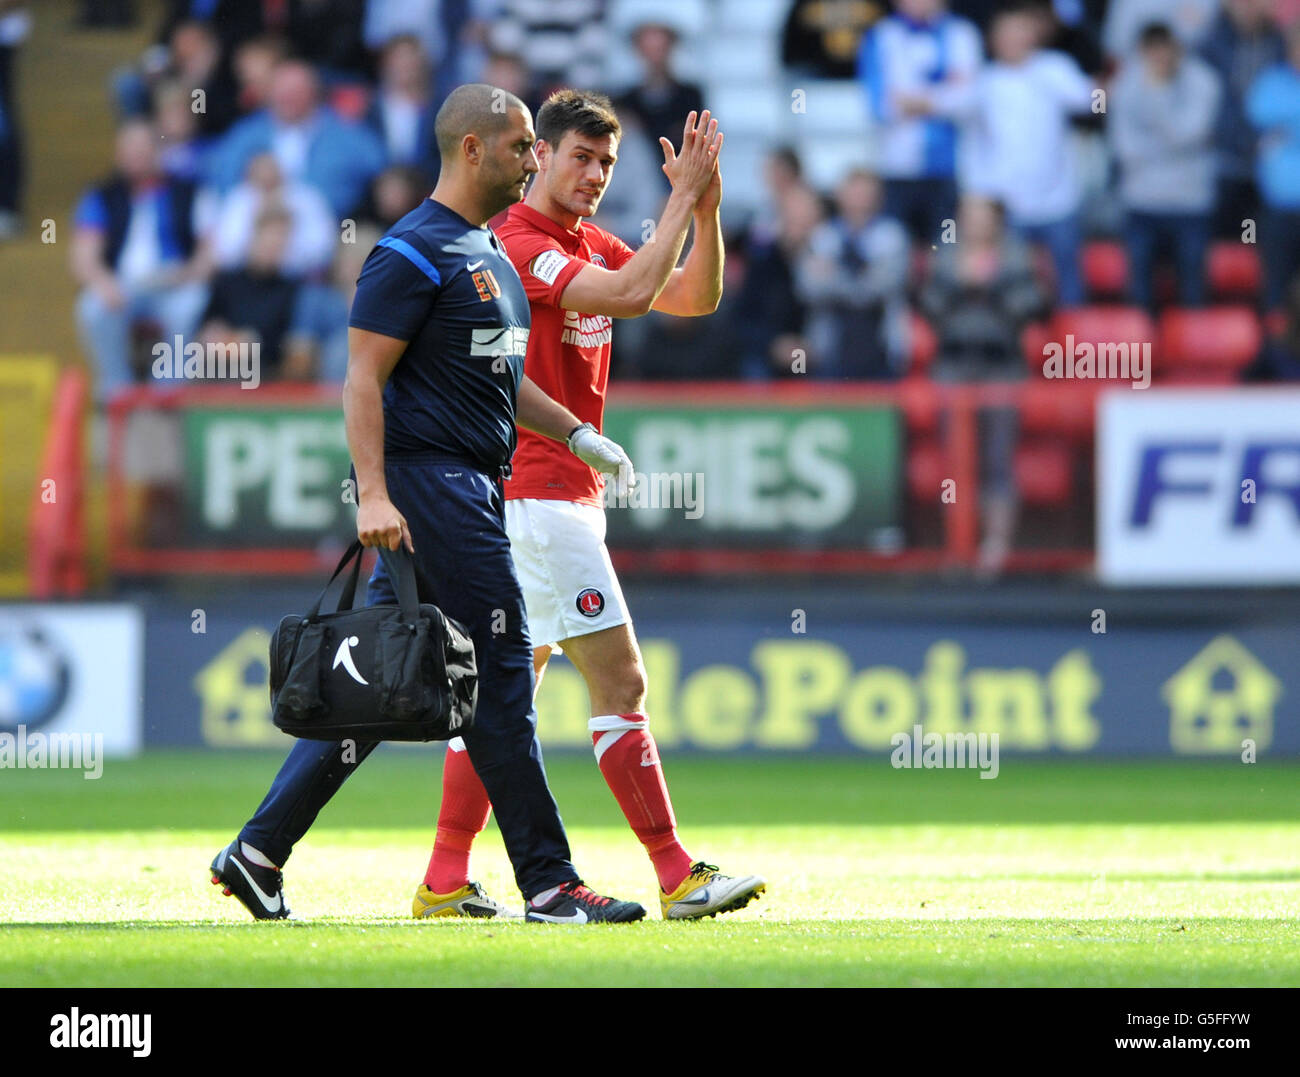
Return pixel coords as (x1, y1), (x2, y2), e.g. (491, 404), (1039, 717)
(413, 90), (766, 921)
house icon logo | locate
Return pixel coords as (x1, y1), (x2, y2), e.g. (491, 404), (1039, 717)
(1162, 635), (1281, 754)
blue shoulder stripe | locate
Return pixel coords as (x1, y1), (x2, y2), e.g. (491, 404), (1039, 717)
(377, 235), (442, 285)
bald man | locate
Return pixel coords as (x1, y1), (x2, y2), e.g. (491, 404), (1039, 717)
(210, 85), (649, 924)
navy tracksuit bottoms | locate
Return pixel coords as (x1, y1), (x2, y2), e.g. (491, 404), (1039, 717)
(238, 456), (578, 900)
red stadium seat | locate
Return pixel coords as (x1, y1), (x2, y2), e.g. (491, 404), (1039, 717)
(906, 437), (946, 502)
(898, 376), (941, 435)
(1028, 307), (1157, 382)
(1018, 380), (1101, 439)
(1050, 305), (1156, 348)
(1157, 306), (1262, 382)
(908, 312), (938, 374)
(1081, 240), (1128, 299)
(1207, 242), (1262, 300)
(1014, 441), (1074, 505)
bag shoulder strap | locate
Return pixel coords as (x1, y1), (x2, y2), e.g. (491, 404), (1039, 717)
(306, 541), (366, 620)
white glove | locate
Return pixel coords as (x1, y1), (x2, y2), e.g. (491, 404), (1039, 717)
(568, 422), (635, 498)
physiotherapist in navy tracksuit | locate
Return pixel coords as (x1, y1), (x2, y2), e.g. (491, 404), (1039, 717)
(209, 84), (646, 924)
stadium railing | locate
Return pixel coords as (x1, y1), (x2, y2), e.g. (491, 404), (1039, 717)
(104, 380), (1097, 578)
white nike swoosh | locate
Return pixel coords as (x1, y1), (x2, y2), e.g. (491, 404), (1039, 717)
(467, 259), (484, 271)
(229, 855), (282, 913)
(528, 908), (588, 924)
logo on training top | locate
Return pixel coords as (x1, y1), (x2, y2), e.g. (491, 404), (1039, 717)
(590, 253), (607, 268)
(469, 325), (530, 359)
(561, 309), (613, 348)
(575, 588), (605, 618)
(332, 635), (368, 685)
(471, 267), (501, 301)
(530, 249), (569, 285)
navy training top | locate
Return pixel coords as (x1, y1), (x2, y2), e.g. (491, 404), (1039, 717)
(348, 197), (531, 470)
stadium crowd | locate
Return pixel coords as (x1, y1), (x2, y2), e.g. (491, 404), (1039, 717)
(56, 0), (1300, 401)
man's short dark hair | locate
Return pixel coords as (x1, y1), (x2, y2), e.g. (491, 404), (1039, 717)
(1138, 21), (1175, 49)
(434, 82), (526, 159)
(535, 89), (621, 150)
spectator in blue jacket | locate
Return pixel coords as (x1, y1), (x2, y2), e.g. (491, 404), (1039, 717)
(1201, 0), (1285, 239)
(71, 120), (211, 402)
(857, 0), (982, 245)
(362, 34), (441, 183)
(1246, 23), (1300, 310)
(204, 58), (385, 218)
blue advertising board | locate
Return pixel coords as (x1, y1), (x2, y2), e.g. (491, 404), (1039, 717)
(137, 584), (1298, 758)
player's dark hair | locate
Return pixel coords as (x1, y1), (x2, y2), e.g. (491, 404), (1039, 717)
(535, 89), (621, 151)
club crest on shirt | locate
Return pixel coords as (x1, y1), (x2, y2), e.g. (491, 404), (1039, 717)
(575, 588), (605, 617)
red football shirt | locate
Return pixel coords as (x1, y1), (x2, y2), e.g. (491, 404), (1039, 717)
(495, 202), (635, 506)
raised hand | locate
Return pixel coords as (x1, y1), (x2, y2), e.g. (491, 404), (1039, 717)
(660, 110), (723, 202)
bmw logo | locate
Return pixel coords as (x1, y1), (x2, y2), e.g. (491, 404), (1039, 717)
(0, 625), (72, 733)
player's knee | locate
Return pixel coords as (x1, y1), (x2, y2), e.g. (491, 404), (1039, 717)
(608, 661), (646, 714)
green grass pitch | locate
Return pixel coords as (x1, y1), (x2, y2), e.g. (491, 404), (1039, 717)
(2, 751), (1298, 987)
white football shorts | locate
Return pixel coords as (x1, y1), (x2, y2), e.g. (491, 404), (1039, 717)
(505, 497), (630, 649)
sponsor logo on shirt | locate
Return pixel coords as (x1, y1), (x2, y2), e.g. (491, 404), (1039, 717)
(560, 309), (613, 349)
(530, 248), (569, 285)
(471, 268), (501, 301)
(469, 325), (530, 358)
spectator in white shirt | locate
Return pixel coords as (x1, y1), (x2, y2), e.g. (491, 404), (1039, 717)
(203, 152), (336, 279)
(958, 3), (1093, 304)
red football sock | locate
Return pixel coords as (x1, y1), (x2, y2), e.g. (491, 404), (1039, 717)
(592, 713), (693, 893)
(424, 742), (492, 893)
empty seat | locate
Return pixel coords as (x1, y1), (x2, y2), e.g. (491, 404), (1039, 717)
(795, 80), (870, 135)
(906, 437), (946, 502)
(1158, 306), (1262, 382)
(898, 376), (941, 435)
(1081, 240), (1128, 299)
(1207, 242), (1262, 299)
(907, 312), (938, 375)
(703, 83), (791, 137)
(1014, 441), (1074, 505)
(1018, 380), (1100, 438)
